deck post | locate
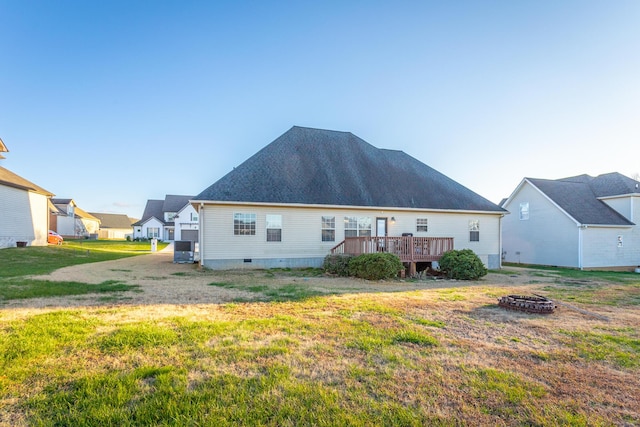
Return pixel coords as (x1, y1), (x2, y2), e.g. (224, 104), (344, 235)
(408, 262), (416, 277)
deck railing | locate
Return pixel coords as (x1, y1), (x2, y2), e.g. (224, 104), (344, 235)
(330, 236), (454, 263)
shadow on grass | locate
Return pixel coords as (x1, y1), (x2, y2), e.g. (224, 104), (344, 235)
(0, 279), (139, 301)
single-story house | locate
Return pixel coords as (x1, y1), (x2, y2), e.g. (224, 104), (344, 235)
(132, 195), (198, 242)
(89, 212), (135, 239)
(50, 199), (100, 238)
(501, 173), (640, 270)
(0, 165), (54, 248)
(191, 126), (507, 270)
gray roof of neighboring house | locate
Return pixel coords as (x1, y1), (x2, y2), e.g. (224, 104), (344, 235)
(163, 195), (193, 213)
(0, 166), (53, 196)
(89, 212), (134, 229)
(194, 126), (505, 212)
(132, 199), (165, 226)
(527, 173), (638, 226)
(51, 198), (73, 205)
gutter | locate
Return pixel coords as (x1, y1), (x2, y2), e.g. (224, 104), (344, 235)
(189, 199), (507, 216)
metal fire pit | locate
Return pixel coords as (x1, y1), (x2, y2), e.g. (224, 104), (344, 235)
(498, 294), (556, 314)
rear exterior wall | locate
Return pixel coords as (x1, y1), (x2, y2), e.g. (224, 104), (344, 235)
(199, 203), (502, 270)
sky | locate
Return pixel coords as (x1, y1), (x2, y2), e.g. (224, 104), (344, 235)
(1, 1), (639, 219)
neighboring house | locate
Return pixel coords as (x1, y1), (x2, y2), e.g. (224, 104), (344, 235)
(132, 195), (197, 241)
(0, 165), (54, 248)
(89, 212), (134, 239)
(191, 126), (507, 270)
(501, 173), (640, 270)
(50, 199), (100, 238)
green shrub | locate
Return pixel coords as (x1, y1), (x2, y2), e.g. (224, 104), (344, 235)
(323, 254), (354, 276)
(438, 249), (487, 280)
(348, 253), (404, 280)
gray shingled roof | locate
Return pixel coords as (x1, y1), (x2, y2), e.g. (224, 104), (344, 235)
(528, 173), (638, 226)
(89, 212), (134, 229)
(132, 199), (165, 226)
(163, 195), (193, 213)
(194, 126), (505, 212)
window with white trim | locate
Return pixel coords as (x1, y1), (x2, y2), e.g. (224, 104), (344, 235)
(234, 213), (256, 235)
(469, 220), (479, 242)
(322, 216), (335, 242)
(344, 216), (372, 237)
(519, 202), (529, 220)
(147, 227), (159, 238)
(266, 214), (282, 242)
(416, 218), (428, 232)
(191, 212), (199, 221)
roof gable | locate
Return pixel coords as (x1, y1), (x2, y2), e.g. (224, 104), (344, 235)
(194, 126), (505, 212)
(133, 199), (165, 226)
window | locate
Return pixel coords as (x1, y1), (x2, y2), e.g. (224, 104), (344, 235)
(167, 212), (177, 222)
(147, 227), (159, 238)
(416, 218), (428, 232)
(344, 216), (372, 237)
(469, 220), (479, 242)
(322, 216), (335, 242)
(519, 202), (529, 220)
(266, 214), (282, 242)
(234, 213), (256, 235)
(191, 213), (199, 222)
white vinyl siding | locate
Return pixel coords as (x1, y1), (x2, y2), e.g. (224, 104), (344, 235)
(200, 204), (502, 268)
(502, 181), (579, 267)
(0, 184), (49, 248)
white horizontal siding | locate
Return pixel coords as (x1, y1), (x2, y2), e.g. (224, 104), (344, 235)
(0, 184), (49, 248)
(601, 197), (632, 222)
(503, 181), (579, 267)
(200, 203), (502, 267)
(582, 227), (639, 269)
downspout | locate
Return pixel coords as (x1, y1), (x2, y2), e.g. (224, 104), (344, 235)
(578, 225), (585, 270)
(198, 203), (204, 267)
(499, 214), (504, 269)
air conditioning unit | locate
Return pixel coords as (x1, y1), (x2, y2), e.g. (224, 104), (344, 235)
(174, 240), (194, 263)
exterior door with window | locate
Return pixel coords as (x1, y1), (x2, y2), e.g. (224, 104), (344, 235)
(376, 217), (387, 252)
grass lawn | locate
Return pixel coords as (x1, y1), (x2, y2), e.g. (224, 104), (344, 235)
(0, 252), (639, 425)
(0, 240), (169, 278)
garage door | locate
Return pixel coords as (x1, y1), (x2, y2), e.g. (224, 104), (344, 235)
(181, 230), (199, 242)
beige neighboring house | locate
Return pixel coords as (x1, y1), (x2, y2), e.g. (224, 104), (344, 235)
(192, 126), (507, 270)
(0, 165), (54, 248)
(89, 212), (134, 239)
(50, 199), (101, 238)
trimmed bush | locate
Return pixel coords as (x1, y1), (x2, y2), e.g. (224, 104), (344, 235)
(438, 249), (487, 280)
(348, 253), (404, 280)
(323, 254), (354, 276)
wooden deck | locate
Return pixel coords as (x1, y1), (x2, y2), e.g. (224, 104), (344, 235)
(330, 236), (454, 263)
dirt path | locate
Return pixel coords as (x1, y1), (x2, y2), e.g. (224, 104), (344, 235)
(3, 248), (553, 310)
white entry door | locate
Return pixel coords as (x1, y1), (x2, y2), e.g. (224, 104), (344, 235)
(376, 218), (387, 237)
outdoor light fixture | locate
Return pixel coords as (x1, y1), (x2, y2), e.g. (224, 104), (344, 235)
(391, 217), (396, 223)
